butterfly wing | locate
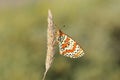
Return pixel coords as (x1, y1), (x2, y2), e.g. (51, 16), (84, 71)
(57, 30), (84, 58)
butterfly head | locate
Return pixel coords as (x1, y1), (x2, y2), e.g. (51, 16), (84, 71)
(55, 29), (63, 42)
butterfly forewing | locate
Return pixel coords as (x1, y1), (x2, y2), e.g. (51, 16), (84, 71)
(56, 30), (84, 58)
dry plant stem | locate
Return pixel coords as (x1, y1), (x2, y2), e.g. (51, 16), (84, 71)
(42, 10), (56, 80)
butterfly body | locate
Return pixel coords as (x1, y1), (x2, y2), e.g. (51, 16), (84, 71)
(56, 30), (84, 58)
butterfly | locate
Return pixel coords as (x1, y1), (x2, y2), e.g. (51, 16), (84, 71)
(56, 29), (84, 58)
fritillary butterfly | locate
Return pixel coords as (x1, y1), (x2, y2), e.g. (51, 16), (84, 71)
(56, 29), (84, 58)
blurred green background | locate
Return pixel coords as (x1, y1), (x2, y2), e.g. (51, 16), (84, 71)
(0, 0), (120, 80)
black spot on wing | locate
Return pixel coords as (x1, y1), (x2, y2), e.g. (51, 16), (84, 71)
(58, 35), (65, 43)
